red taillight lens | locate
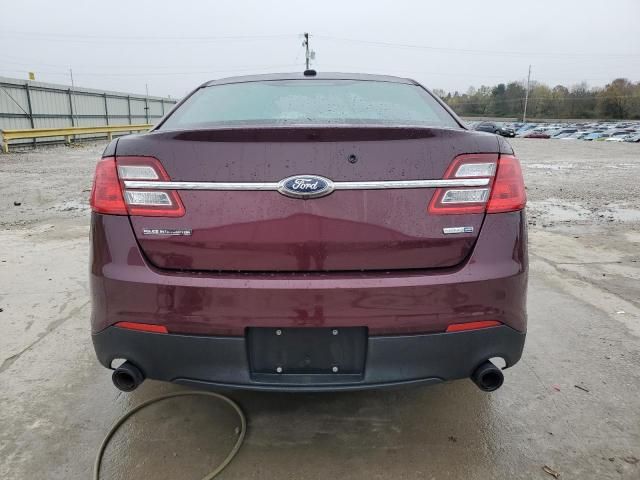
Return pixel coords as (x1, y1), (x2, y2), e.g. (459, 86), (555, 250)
(115, 322), (168, 334)
(90, 157), (127, 215)
(118, 156), (185, 217)
(446, 320), (502, 332)
(486, 155), (527, 213)
(428, 153), (526, 215)
(91, 156), (185, 217)
(428, 154), (498, 215)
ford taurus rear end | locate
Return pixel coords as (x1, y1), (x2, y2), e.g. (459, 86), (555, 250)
(90, 73), (527, 392)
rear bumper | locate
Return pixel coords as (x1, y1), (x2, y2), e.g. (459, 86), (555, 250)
(93, 325), (526, 392)
(90, 211), (528, 336)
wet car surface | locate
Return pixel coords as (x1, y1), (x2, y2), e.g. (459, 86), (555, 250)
(89, 73), (528, 392)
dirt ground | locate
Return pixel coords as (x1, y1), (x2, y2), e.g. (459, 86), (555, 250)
(1, 138), (639, 479)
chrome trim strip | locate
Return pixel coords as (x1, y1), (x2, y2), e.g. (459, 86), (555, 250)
(124, 181), (281, 190)
(123, 178), (490, 190)
(332, 179), (489, 189)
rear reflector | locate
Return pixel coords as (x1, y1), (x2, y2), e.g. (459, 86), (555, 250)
(429, 153), (526, 215)
(90, 157), (128, 215)
(115, 322), (168, 334)
(446, 320), (502, 332)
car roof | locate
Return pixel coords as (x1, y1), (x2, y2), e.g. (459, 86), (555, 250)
(203, 72), (417, 87)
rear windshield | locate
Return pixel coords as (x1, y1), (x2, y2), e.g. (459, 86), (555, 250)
(159, 79), (460, 130)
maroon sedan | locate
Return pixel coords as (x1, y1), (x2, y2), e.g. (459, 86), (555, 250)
(90, 72), (527, 393)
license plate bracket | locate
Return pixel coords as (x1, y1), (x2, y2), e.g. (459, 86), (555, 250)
(247, 327), (367, 375)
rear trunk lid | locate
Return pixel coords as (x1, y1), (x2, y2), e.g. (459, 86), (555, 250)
(116, 126), (499, 272)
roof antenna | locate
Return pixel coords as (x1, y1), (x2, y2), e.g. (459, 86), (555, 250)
(302, 33), (316, 76)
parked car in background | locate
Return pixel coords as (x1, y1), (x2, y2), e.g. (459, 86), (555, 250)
(462, 120), (637, 142)
(524, 131), (550, 139)
(583, 132), (609, 141)
(516, 123), (537, 136)
(594, 133), (612, 141)
(90, 72), (528, 394)
(551, 129), (578, 138)
(560, 131), (589, 140)
(605, 131), (633, 142)
(473, 122), (516, 137)
(553, 132), (575, 139)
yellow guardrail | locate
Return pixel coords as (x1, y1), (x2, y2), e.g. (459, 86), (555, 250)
(1, 124), (152, 153)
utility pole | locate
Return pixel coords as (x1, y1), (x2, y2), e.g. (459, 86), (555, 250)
(303, 33), (310, 70)
(144, 83), (150, 123)
(523, 64), (531, 123)
(69, 68), (78, 129)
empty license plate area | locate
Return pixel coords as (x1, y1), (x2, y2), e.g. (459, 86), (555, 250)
(247, 327), (367, 375)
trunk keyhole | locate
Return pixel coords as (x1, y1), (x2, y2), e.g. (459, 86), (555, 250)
(348, 154), (358, 164)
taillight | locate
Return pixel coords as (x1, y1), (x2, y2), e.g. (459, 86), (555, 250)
(428, 154), (497, 214)
(90, 157), (127, 215)
(90, 156), (185, 217)
(118, 156), (185, 217)
(486, 155), (527, 213)
(428, 153), (526, 215)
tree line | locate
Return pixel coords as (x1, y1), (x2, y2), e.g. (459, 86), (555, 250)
(434, 78), (640, 120)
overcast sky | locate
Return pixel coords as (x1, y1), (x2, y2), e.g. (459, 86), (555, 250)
(1, 0), (639, 99)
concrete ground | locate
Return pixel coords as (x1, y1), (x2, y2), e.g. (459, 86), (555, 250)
(1, 139), (639, 479)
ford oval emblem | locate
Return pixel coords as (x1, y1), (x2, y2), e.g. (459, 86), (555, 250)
(277, 175), (335, 199)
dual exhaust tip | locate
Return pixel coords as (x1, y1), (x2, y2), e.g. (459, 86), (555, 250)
(112, 361), (145, 392)
(471, 360), (504, 392)
(111, 359), (504, 392)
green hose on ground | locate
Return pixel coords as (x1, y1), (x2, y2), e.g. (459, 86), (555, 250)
(93, 390), (247, 480)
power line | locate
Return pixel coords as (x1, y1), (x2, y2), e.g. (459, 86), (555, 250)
(305, 60), (637, 84)
(314, 63), (527, 80)
(0, 55), (302, 73)
(1, 30), (297, 40)
(2, 30), (639, 58)
(0, 64), (301, 78)
(314, 34), (640, 58)
(0, 30), (298, 44)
